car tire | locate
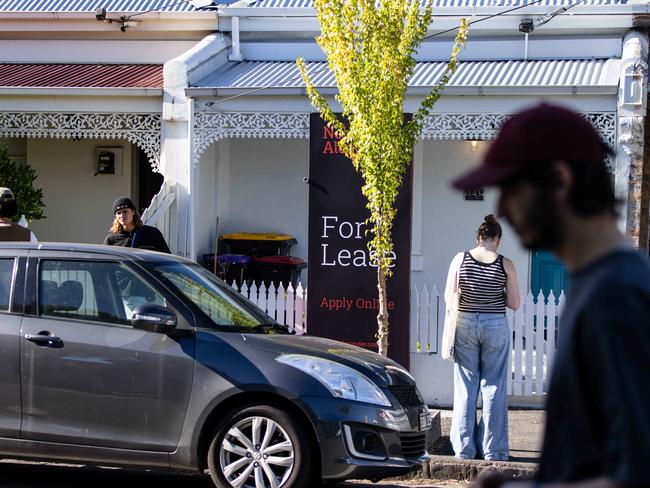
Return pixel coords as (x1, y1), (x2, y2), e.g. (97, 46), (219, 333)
(207, 404), (316, 488)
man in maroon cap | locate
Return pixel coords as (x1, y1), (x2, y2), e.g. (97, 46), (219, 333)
(455, 103), (650, 488)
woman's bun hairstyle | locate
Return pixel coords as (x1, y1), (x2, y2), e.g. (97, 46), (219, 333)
(477, 214), (502, 242)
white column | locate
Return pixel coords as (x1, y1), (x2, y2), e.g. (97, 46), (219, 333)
(411, 141), (424, 272)
(615, 29), (649, 245)
(188, 97), (197, 261)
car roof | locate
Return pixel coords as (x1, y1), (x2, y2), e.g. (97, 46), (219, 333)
(0, 242), (192, 264)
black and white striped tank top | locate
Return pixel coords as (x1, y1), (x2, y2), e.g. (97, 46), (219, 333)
(458, 251), (507, 313)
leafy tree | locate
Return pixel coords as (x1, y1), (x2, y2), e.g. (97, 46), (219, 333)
(297, 0), (468, 356)
(0, 145), (46, 221)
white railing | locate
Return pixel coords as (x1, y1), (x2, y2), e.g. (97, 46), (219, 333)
(141, 179), (176, 226)
(141, 179), (178, 254)
(231, 281), (564, 398)
(230, 281), (307, 335)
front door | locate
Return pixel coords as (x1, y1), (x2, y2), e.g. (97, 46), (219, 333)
(20, 256), (195, 451)
(530, 250), (568, 301)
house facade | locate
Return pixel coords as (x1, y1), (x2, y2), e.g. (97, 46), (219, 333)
(0, 0), (217, 246)
(1, 0), (648, 404)
(160, 0), (649, 404)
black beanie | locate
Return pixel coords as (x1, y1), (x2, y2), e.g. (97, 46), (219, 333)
(113, 196), (136, 214)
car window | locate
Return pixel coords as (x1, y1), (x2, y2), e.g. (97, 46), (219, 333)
(148, 262), (281, 332)
(0, 258), (14, 312)
(39, 260), (165, 326)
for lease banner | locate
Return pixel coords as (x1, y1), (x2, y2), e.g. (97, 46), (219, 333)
(307, 113), (412, 368)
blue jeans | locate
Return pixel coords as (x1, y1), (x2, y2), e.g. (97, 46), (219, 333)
(450, 312), (510, 461)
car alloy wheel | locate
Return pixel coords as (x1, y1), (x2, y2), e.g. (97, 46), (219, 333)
(220, 415), (294, 488)
(207, 404), (315, 488)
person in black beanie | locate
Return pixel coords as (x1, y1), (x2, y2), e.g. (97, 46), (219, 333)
(103, 196), (170, 253)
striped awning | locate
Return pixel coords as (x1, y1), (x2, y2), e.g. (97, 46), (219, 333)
(246, 0), (627, 7)
(190, 59), (621, 94)
(0, 0), (196, 13)
(0, 63), (163, 88)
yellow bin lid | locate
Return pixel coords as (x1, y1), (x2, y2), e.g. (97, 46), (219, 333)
(221, 232), (294, 241)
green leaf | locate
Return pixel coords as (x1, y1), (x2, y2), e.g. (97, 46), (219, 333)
(0, 145), (46, 222)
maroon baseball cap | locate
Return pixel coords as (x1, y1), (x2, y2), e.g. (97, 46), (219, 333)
(452, 103), (611, 191)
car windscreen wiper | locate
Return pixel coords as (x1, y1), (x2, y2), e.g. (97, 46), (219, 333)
(253, 323), (294, 335)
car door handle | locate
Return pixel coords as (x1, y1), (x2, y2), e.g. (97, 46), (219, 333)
(25, 333), (64, 348)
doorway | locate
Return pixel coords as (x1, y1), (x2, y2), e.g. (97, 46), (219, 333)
(136, 148), (164, 214)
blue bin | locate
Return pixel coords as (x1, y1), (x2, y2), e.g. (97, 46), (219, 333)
(204, 254), (252, 286)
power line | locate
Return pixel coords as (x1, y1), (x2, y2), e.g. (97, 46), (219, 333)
(423, 0), (585, 40)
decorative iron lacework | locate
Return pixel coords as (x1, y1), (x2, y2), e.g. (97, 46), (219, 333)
(0, 112), (162, 171)
(193, 111), (617, 171)
(193, 112), (309, 156)
(421, 112), (617, 171)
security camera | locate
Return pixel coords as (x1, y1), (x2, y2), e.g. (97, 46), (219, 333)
(519, 19), (534, 34)
(95, 7), (107, 21)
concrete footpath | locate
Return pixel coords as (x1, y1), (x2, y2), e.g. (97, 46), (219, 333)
(409, 409), (545, 483)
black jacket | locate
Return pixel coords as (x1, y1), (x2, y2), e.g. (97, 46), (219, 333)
(104, 225), (171, 254)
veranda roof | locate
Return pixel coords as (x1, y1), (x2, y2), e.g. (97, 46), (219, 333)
(188, 58), (621, 96)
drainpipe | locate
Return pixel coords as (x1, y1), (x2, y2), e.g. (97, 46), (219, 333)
(615, 29), (649, 248)
(228, 16), (243, 62)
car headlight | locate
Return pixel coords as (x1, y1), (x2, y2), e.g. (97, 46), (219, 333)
(276, 354), (392, 407)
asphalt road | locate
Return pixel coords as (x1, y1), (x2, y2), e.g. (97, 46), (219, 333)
(0, 460), (468, 488)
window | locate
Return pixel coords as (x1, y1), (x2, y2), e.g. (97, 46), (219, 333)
(0, 258), (14, 312)
(39, 260), (164, 326)
(149, 262), (273, 331)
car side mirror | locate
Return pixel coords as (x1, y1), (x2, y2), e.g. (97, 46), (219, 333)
(132, 304), (177, 333)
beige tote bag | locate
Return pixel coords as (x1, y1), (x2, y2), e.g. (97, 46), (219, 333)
(442, 261), (461, 361)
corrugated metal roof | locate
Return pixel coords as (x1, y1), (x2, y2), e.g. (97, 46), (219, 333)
(250, 0), (626, 7)
(0, 0), (196, 13)
(193, 59), (620, 90)
(0, 63), (163, 88)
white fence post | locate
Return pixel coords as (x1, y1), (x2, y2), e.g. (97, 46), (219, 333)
(546, 290), (557, 393)
(523, 291), (535, 396)
(512, 298), (524, 396)
(294, 283), (306, 335)
(534, 290), (545, 395)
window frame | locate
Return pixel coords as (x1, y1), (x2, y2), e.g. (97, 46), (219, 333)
(0, 257), (17, 315)
(33, 257), (168, 329)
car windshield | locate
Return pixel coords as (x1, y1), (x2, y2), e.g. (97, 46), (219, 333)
(146, 262), (289, 334)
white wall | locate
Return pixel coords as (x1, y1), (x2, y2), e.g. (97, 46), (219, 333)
(195, 142), (220, 260)
(415, 139), (530, 293)
(199, 137), (309, 270)
(26, 138), (133, 244)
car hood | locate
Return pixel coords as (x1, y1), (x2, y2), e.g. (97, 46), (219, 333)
(241, 334), (414, 386)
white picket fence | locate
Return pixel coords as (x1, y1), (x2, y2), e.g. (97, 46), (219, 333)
(231, 281), (308, 335)
(507, 290), (565, 397)
(231, 281), (564, 398)
(412, 285), (565, 397)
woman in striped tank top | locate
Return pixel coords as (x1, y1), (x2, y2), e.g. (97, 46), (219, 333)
(446, 215), (520, 461)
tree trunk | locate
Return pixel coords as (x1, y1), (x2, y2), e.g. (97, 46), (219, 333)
(376, 266), (390, 356)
